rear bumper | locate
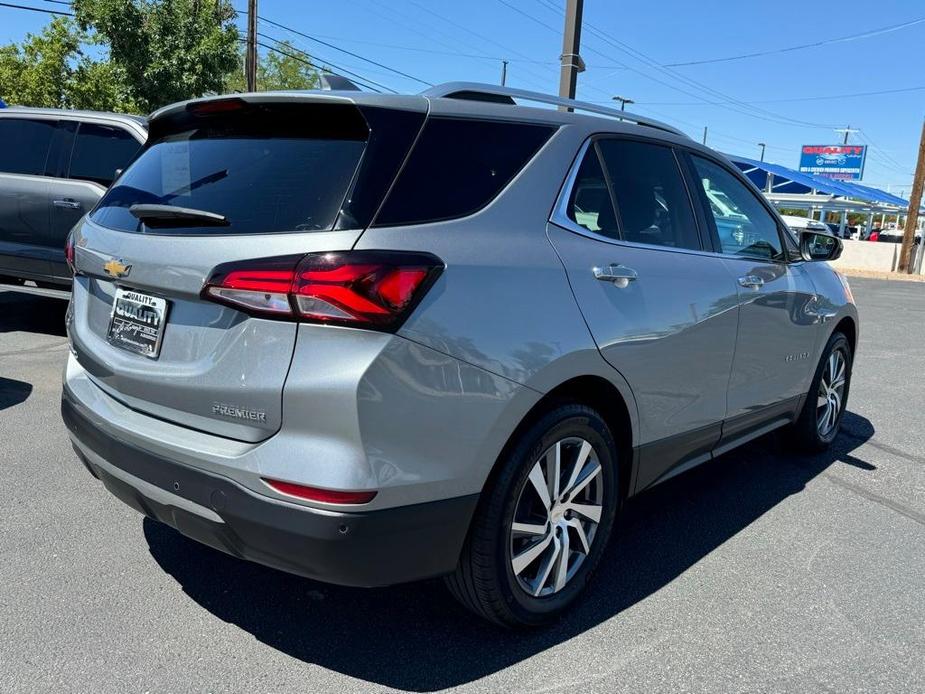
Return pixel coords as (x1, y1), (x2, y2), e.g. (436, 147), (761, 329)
(62, 387), (478, 588)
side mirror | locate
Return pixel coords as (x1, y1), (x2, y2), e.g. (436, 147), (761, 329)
(800, 230), (842, 262)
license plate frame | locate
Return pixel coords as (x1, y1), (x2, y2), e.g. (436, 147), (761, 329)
(107, 288), (169, 359)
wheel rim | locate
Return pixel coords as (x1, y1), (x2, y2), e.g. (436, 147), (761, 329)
(509, 437), (604, 598)
(817, 347), (847, 437)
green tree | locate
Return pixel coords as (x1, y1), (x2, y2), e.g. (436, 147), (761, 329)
(226, 42), (320, 93)
(73, 0), (240, 112)
(0, 17), (134, 111)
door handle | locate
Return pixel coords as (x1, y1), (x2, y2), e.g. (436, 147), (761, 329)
(737, 274), (764, 289)
(53, 198), (81, 210)
(594, 264), (638, 288)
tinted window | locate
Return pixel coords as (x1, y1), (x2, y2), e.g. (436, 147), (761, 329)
(691, 156), (783, 260)
(597, 139), (701, 250)
(0, 118), (55, 175)
(567, 148), (618, 239)
(46, 120), (78, 178)
(92, 130), (365, 235)
(375, 118), (554, 226)
(69, 123), (142, 186)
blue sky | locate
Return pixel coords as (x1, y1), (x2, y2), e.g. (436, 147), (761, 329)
(2, 0), (923, 192)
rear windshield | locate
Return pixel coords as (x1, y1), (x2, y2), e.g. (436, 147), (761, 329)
(91, 106), (366, 235)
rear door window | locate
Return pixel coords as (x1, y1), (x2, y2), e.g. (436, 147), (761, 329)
(374, 117), (555, 226)
(566, 147), (618, 239)
(69, 123), (142, 187)
(0, 118), (56, 175)
(596, 139), (702, 251)
(91, 113), (366, 235)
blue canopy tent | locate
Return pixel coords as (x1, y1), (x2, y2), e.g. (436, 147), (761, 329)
(720, 153), (922, 238)
(724, 154), (909, 207)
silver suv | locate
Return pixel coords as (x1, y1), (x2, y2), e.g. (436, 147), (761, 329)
(62, 83), (857, 627)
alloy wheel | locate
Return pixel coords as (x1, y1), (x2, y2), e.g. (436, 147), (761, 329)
(817, 347), (847, 437)
(509, 437), (604, 598)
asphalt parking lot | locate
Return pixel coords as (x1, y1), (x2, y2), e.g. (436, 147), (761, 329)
(1, 277), (923, 693)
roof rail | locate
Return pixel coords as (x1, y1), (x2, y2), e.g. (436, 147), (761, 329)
(421, 82), (686, 138)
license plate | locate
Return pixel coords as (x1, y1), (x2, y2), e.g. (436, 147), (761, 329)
(107, 288), (168, 359)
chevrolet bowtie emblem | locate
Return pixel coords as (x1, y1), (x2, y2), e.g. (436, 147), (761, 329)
(103, 258), (132, 279)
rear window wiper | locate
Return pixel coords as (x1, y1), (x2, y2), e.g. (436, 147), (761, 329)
(129, 203), (229, 227)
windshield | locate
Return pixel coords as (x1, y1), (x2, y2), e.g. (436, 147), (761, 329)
(706, 188), (748, 220)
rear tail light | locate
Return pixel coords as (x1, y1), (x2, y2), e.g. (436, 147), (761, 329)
(202, 251), (443, 331)
(65, 232), (75, 274)
(262, 478), (377, 505)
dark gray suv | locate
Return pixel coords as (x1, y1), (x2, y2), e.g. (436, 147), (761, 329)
(0, 107), (145, 288)
(62, 84), (857, 626)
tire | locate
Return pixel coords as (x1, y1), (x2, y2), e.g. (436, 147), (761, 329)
(789, 331), (853, 452)
(445, 403), (619, 627)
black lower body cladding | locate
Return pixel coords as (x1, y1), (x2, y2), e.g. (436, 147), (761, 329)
(61, 387), (478, 588)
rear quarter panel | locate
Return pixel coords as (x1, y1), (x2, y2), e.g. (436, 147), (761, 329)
(353, 124), (641, 473)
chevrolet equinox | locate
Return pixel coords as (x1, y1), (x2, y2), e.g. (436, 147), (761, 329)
(62, 83), (857, 627)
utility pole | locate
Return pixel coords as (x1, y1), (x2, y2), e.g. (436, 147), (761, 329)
(702, 126), (708, 145)
(245, 0), (258, 92)
(612, 95), (633, 111)
(557, 0), (585, 109)
(898, 116), (925, 273)
(500, 59), (508, 86)
(758, 142), (766, 162)
(835, 125), (859, 145)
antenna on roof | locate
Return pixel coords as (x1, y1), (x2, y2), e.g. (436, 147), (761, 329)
(319, 73), (362, 91)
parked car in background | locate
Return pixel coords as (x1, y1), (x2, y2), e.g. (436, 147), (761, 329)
(779, 214), (830, 237)
(877, 227), (922, 244)
(0, 108), (146, 288)
(822, 222), (854, 240)
(62, 84), (857, 627)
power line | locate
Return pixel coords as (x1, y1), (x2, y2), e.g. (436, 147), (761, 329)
(396, 0), (558, 92)
(533, 0), (823, 126)
(596, 85), (925, 107)
(496, 0), (560, 34)
(0, 1), (72, 16)
(534, 0), (844, 130)
(10, 1), (400, 94)
(255, 33), (624, 68)
(254, 32), (398, 93)
(243, 10), (433, 87)
(665, 16), (925, 67)
(250, 39), (387, 94)
(588, 25), (839, 128)
(856, 129), (916, 176)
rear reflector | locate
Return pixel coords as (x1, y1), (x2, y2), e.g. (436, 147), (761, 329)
(202, 251), (443, 331)
(65, 232), (75, 274)
(263, 478), (377, 505)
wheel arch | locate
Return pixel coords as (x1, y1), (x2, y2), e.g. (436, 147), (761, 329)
(482, 374), (636, 504)
(832, 315), (857, 356)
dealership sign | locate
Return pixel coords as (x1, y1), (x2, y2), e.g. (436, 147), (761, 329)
(799, 144), (867, 181)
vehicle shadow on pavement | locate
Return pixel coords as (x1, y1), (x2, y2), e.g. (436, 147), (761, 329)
(0, 377), (33, 410)
(143, 411), (874, 692)
(0, 292), (68, 336)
